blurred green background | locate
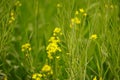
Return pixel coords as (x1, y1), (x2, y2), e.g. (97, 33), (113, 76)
(0, 0), (120, 80)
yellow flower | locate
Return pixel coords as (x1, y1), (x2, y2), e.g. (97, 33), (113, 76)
(71, 18), (75, 23)
(15, 1), (22, 6)
(38, 74), (42, 77)
(9, 11), (16, 24)
(46, 28), (62, 59)
(75, 10), (79, 15)
(4, 76), (7, 80)
(74, 17), (81, 24)
(99, 77), (102, 80)
(21, 48), (25, 52)
(32, 74), (37, 79)
(46, 41), (61, 59)
(48, 53), (53, 59)
(48, 36), (60, 43)
(54, 27), (61, 33)
(47, 43), (60, 53)
(70, 17), (81, 25)
(8, 20), (13, 24)
(21, 43), (31, 52)
(42, 64), (52, 72)
(90, 34), (97, 40)
(48, 70), (53, 75)
(83, 13), (87, 17)
(28, 47), (32, 51)
(57, 3), (61, 8)
(10, 12), (14, 16)
(79, 8), (84, 13)
(25, 43), (31, 47)
(11, 16), (15, 21)
(56, 56), (60, 59)
(36, 77), (40, 80)
(93, 76), (97, 80)
(32, 73), (42, 80)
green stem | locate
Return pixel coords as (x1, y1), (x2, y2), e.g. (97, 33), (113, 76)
(83, 40), (90, 80)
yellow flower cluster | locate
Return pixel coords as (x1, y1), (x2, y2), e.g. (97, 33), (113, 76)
(75, 10), (79, 15)
(15, 1), (22, 7)
(21, 43), (32, 52)
(93, 76), (103, 80)
(75, 8), (87, 16)
(2, 76), (7, 80)
(79, 8), (84, 13)
(79, 8), (87, 16)
(90, 34), (97, 40)
(71, 17), (81, 24)
(53, 27), (62, 35)
(93, 76), (97, 80)
(8, 1), (21, 24)
(32, 73), (42, 80)
(70, 8), (87, 28)
(99, 77), (102, 80)
(46, 27), (62, 59)
(41, 64), (53, 74)
(32, 64), (53, 80)
(70, 17), (81, 28)
(9, 12), (15, 24)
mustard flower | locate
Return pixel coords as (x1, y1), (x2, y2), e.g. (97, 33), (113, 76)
(21, 43), (31, 52)
(70, 18), (75, 28)
(8, 20), (13, 24)
(75, 10), (79, 15)
(90, 34), (97, 40)
(32, 73), (42, 80)
(47, 42), (61, 53)
(53, 28), (62, 36)
(49, 36), (60, 43)
(48, 53), (53, 59)
(46, 27), (62, 59)
(56, 56), (60, 59)
(41, 64), (52, 72)
(99, 77), (102, 80)
(10, 12), (14, 16)
(11, 16), (15, 21)
(36, 78), (40, 80)
(46, 41), (61, 59)
(15, 1), (22, 6)
(83, 13), (87, 17)
(74, 17), (81, 24)
(49, 36), (56, 42)
(9, 12), (15, 24)
(57, 3), (61, 8)
(71, 18), (75, 23)
(70, 17), (81, 25)
(79, 8), (84, 13)
(93, 76), (97, 80)
(4, 76), (7, 80)
(54, 27), (61, 33)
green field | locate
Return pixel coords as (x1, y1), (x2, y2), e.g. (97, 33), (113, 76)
(0, 0), (120, 80)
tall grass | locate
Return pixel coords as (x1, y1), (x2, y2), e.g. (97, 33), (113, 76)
(0, 0), (120, 80)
